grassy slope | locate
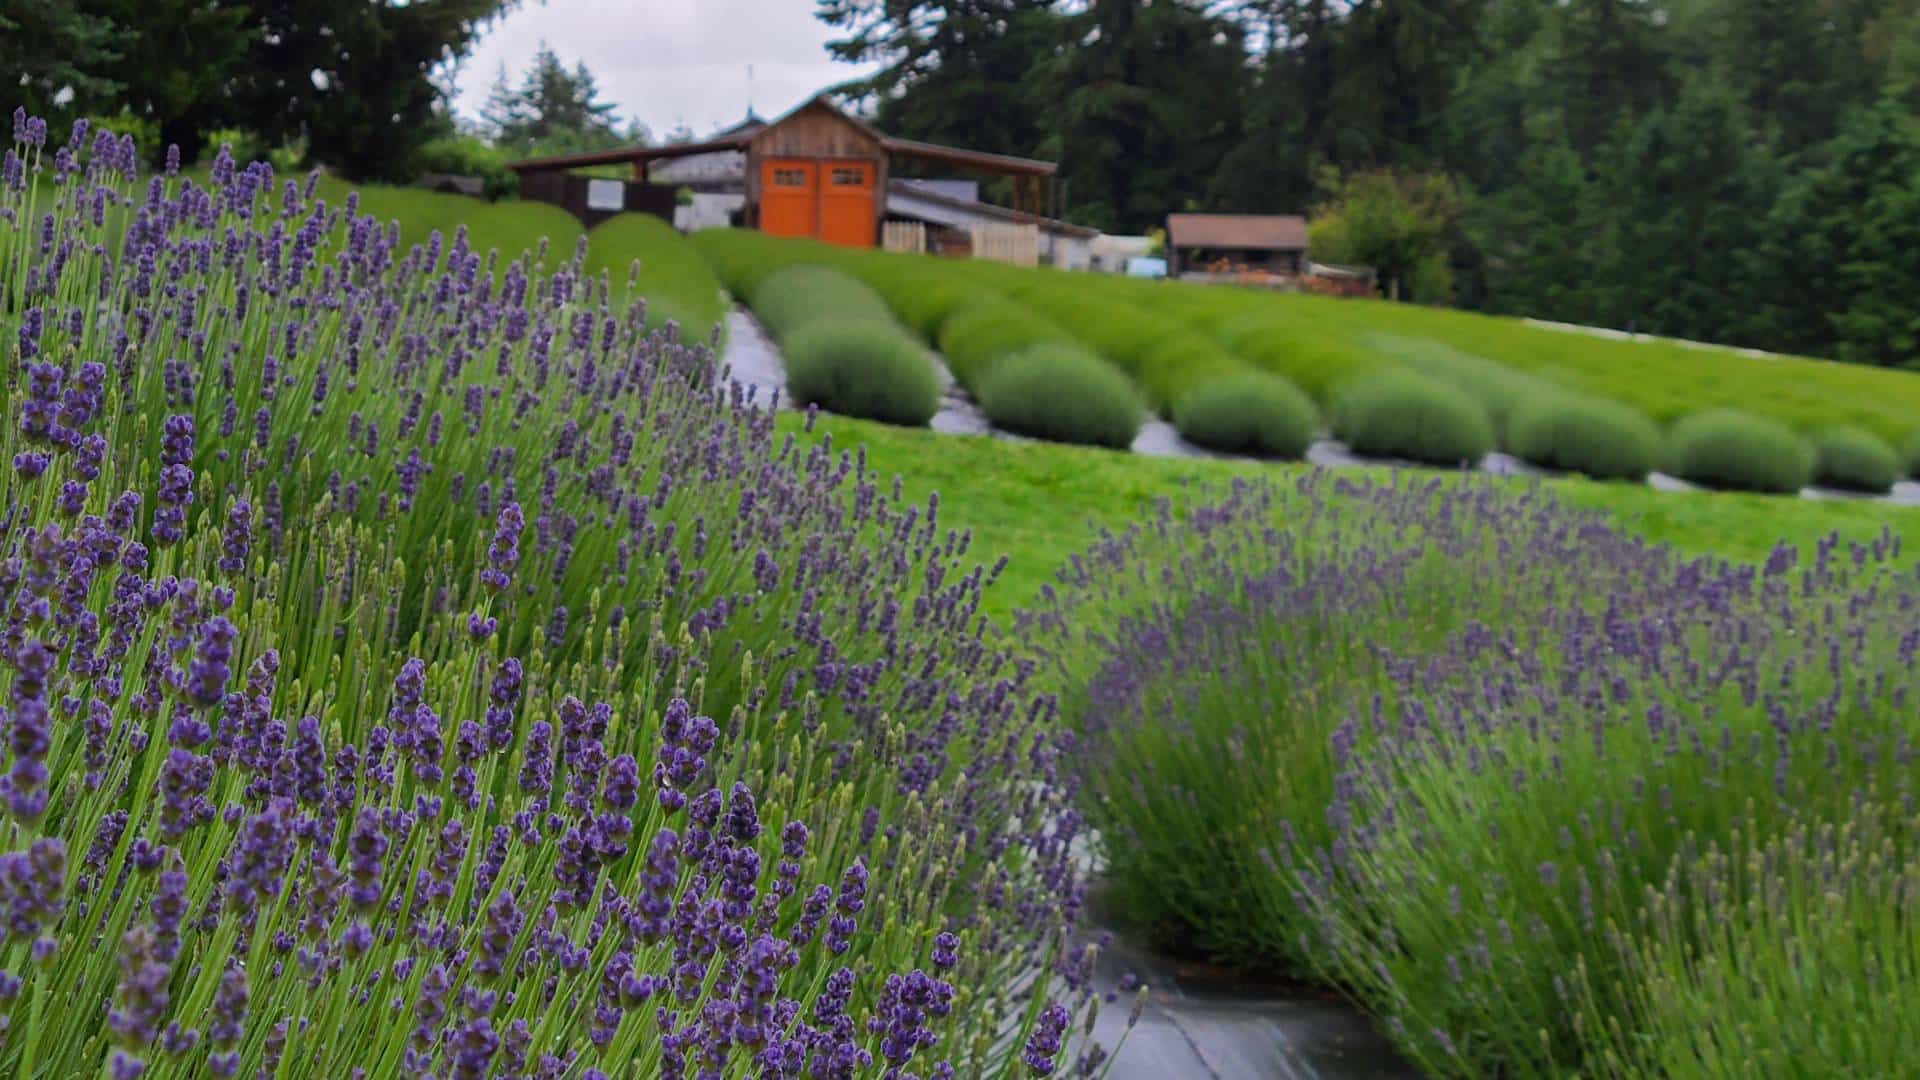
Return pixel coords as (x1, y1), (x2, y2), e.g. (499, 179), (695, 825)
(780, 412), (1920, 624)
(583, 214), (729, 343)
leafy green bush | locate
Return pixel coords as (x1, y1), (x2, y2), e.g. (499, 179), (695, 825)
(1812, 426), (1900, 493)
(1373, 335), (1556, 443)
(1905, 430), (1920, 479)
(782, 322), (942, 426)
(1211, 315), (1386, 401)
(413, 133), (521, 200)
(936, 298), (1079, 386)
(974, 344), (1145, 448)
(1171, 372), (1319, 457)
(1504, 392), (1663, 480)
(873, 279), (978, 343)
(1330, 370), (1495, 465)
(1666, 410), (1816, 493)
(749, 265), (896, 341)
(585, 214), (728, 341)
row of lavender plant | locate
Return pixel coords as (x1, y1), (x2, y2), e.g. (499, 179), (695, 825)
(1296, 528), (1920, 1075)
(1018, 471), (1667, 968)
(0, 111), (1128, 1076)
(1029, 466), (1920, 1075)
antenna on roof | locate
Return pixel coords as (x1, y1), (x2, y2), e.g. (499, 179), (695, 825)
(747, 65), (754, 117)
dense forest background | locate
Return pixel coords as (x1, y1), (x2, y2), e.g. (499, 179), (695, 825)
(821, 0), (1920, 366)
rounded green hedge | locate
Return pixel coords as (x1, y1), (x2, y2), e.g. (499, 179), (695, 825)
(936, 299), (1077, 386)
(1330, 370), (1495, 466)
(1811, 426), (1900, 493)
(748, 265), (895, 340)
(781, 321), (942, 427)
(1665, 410), (1815, 494)
(974, 344), (1145, 449)
(884, 280), (978, 344)
(1211, 315), (1385, 403)
(1901, 430), (1920, 480)
(1504, 392), (1663, 481)
(1172, 372), (1319, 458)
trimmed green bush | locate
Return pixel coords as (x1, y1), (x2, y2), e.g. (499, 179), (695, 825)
(1504, 392), (1663, 481)
(1330, 370), (1495, 466)
(882, 279), (978, 343)
(1811, 426), (1900, 493)
(749, 265), (896, 341)
(1666, 409), (1816, 493)
(782, 322), (942, 427)
(1171, 372), (1319, 458)
(936, 298), (1078, 386)
(1900, 430), (1920, 479)
(1374, 335), (1556, 443)
(974, 345), (1145, 448)
(1211, 315), (1386, 402)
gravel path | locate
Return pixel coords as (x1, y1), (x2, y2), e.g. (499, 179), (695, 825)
(720, 302), (1920, 505)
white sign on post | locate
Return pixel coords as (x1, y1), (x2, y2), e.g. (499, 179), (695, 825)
(586, 179), (625, 212)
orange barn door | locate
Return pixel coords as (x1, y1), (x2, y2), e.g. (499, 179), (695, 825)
(818, 161), (877, 248)
(760, 159), (817, 239)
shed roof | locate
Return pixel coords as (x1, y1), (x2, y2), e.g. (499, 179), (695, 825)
(887, 180), (1098, 238)
(1166, 213), (1308, 251)
(507, 93), (1056, 178)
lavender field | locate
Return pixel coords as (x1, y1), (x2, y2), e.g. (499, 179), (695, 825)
(5, 109), (1919, 1080)
(0, 114), (1121, 1077)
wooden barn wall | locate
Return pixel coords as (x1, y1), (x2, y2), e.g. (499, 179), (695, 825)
(745, 106), (888, 232)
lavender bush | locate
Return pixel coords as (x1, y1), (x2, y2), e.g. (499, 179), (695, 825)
(1295, 529), (1920, 1075)
(0, 110), (1124, 1077)
(1034, 457), (1920, 1076)
(1019, 472), (1665, 970)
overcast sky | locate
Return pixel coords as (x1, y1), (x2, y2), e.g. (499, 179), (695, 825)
(448, 0), (879, 140)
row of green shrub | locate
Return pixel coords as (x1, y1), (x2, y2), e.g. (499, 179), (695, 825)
(743, 265), (942, 427)
(935, 295), (1145, 448)
(995, 281), (1319, 458)
(689, 230), (1152, 449)
(682, 228), (1920, 488)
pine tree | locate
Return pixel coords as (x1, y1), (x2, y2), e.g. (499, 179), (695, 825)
(0, 0), (123, 122)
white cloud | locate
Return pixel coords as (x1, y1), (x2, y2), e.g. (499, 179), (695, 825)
(450, 0), (880, 138)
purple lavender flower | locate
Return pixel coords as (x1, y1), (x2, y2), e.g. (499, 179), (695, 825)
(480, 502), (524, 591)
(218, 500), (252, 573)
(187, 616), (237, 706)
(1024, 1002), (1071, 1076)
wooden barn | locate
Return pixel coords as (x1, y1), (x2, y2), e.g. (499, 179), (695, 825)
(506, 95), (1059, 249)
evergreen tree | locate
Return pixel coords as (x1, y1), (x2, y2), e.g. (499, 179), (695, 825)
(231, 0), (515, 181)
(0, 0), (122, 123)
(81, 0), (251, 164)
(1041, 0), (1251, 231)
(1752, 101), (1920, 367)
(816, 0), (1061, 156)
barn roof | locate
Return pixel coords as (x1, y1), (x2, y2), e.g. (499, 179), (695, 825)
(1166, 213), (1309, 251)
(506, 94), (1056, 178)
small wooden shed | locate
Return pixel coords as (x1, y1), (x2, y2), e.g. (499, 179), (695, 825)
(506, 94), (1059, 249)
(1165, 213), (1310, 279)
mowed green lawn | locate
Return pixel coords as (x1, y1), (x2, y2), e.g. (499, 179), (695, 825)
(780, 412), (1920, 624)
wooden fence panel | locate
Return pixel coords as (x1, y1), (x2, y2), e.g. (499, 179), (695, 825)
(970, 224), (1039, 267)
(882, 221), (927, 254)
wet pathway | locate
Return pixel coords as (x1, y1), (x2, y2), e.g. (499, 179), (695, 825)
(1084, 925), (1419, 1079)
(720, 304), (1920, 508)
